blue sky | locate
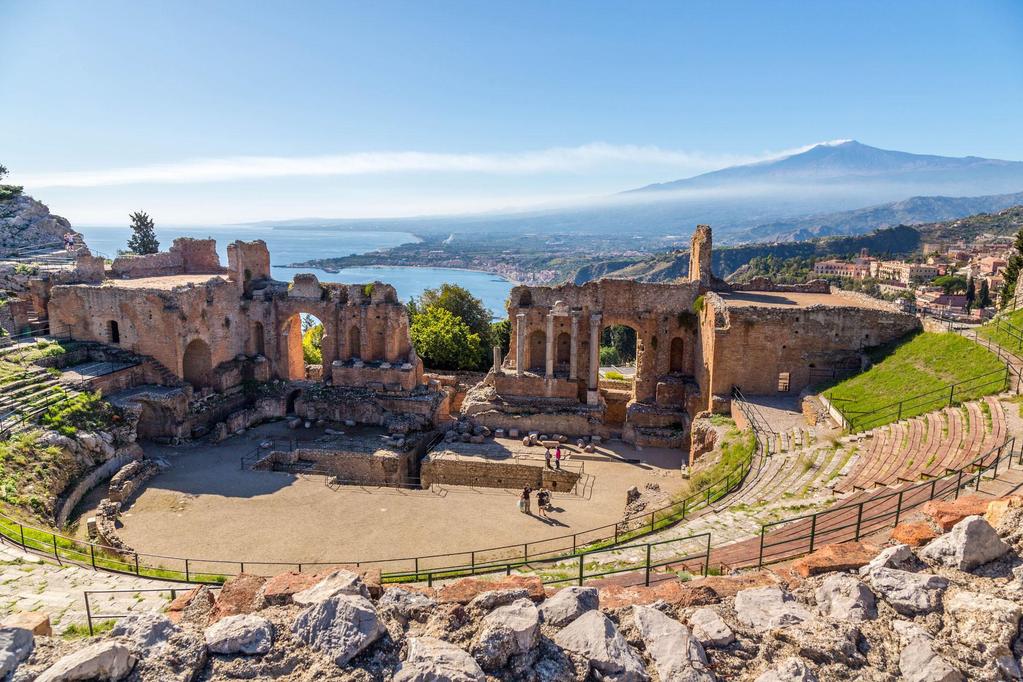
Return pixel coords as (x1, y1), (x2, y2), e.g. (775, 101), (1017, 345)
(1, 0), (1021, 224)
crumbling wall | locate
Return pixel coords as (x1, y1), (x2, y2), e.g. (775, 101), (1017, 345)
(259, 448), (409, 486)
(420, 454), (579, 492)
(109, 238), (223, 278)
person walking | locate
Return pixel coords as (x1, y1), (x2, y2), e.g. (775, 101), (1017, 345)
(554, 446), (562, 470)
(537, 489), (550, 517)
(521, 486), (532, 515)
(544, 448), (552, 469)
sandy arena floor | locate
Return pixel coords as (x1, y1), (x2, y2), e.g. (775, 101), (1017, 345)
(75, 422), (686, 574)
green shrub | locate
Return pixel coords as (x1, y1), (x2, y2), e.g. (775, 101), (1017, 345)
(605, 371), (626, 381)
(40, 392), (117, 437)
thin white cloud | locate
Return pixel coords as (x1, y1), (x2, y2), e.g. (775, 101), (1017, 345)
(16, 141), (844, 189)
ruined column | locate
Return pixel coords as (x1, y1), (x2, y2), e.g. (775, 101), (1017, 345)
(588, 314), (601, 400)
(515, 312), (526, 377)
(493, 345), (501, 374)
(569, 312), (579, 380)
(358, 307), (368, 362)
(545, 312), (555, 378)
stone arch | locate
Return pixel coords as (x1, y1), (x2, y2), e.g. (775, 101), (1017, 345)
(349, 325), (362, 359)
(527, 329), (546, 371)
(280, 312), (324, 380)
(556, 331), (571, 366)
(108, 320), (120, 345)
(670, 337), (685, 373)
(182, 338), (212, 388)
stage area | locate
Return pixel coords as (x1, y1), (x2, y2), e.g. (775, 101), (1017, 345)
(75, 422), (686, 573)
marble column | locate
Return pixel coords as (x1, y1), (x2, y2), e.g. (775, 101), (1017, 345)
(569, 312), (579, 380)
(493, 345), (502, 374)
(515, 313), (526, 377)
(588, 314), (601, 390)
(358, 307), (368, 361)
(545, 312), (555, 378)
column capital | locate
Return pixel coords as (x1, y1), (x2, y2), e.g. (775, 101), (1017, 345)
(589, 313), (602, 326)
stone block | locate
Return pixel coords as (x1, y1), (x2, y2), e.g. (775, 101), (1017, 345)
(2, 611), (51, 636)
(792, 542), (877, 578)
(891, 522), (938, 547)
(921, 495), (990, 532)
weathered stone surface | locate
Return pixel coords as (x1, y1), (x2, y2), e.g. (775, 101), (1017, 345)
(379, 587), (438, 624)
(292, 568), (370, 605)
(598, 581), (718, 610)
(921, 495), (990, 531)
(467, 588), (529, 614)
(553, 610), (648, 682)
(734, 586), (812, 631)
(945, 590), (1022, 655)
(204, 613), (273, 655)
(814, 574), (877, 621)
(36, 641), (135, 682)
(112, 613), (207, 682)
(2, 611), (51, 636)
(984, 494), (1023, 529)
(919, 515), (1010, 571)
(111, 613), (178, 649)
(538, 586), (598, 627)
(891, 522), (938, 547)
(209, 573), (267, 622)
(0, 627), (33, 680)
(394, 636), (485, 682)
(470, 598), (540, 670)
(291, 594), (385, 667)
(865, 568), (947, 615)
(899, 634), (963, 682)
(167, 585), (216, 626)
(259, 571), (321, 606)
(858, 543), (916, 575)
(689, 607), (735, 647)
(791, 542), (876, 578)
(754, 657), (818, 682)
(632, 605), (713, 682)
(436, 576), (545, 605)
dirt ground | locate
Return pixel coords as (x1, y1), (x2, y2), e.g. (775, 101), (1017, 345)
(74, 422), (686, 575)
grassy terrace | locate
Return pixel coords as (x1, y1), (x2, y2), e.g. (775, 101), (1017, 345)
(977, 309), (1023, 354)
(825, 332), (1005, 431)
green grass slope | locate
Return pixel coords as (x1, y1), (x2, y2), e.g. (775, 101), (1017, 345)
(825, 332), (1005, 431)
(978, 309), (1023, 354)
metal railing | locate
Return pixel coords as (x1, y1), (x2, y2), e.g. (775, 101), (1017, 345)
(83, 587), (220, 635)
(826, 365), (1015, 433)
(974, 314), (1023, 350)
(754, 436), (1017, 567)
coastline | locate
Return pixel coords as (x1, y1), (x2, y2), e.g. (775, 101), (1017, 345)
(280, 261), (521, 286)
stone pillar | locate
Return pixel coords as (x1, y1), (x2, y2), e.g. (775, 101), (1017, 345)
(587, 314), (601, 404)
(569, 312), (579, 380)
(358, 307), (368, 361)
(493, 345), (502, 374)
(545, 312), (555, 378)
(515, 313), (526, 377)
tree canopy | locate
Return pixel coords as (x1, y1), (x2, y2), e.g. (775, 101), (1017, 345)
(1001, 228), (1023, 309)
(127, 211), (160, 255)
(409, 283), (494, 370)
(302, 323), (324, 365)
(409, 307), (483, 371)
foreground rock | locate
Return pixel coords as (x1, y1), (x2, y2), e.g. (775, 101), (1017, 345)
(864, 568), (947, 615)
(918, 516), (1010, 571)
(896, 623), (963, 682)
(754, 657), (818, 682)
(734, 586), (811, 631)
(291, 594), (386, 666)
(0, 627), (33, 679)
(688, 608), (735, 647)
(554, 610), (648, 681)
(470, 598), (540, 670)
(292, 569), (371, 606)
(111, 613), (207, 681)
(36, 641), (135, 682)
(814, 575), (876, 621)
(204, 613), (273, 655)
(632, 605), (714, 681)
(394, 636), (485, 682)
(538, 586), (598, 627)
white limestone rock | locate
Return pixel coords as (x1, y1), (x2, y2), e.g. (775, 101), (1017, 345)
(0, 627), (33, 680)
(919, 516), (1010, 571)
(858, 543), (915, 575)
(553, 610), (649, 682)
(945, 590), (1022, 677)
(468, 589), (530, 614)
(292, 568), (370, 605)
(394, 636), (485, 682)
(112, 612), (208, 682)
(689, 608), (735, 647)
(539, 586), (598, 627)
(814, 574), (877, 621)
(470, 598), (540, 670)
(36, 641), (136, 682)
(292, 594), (386, 667)
(899, 637), (963, 682)
(111, 613), (178, 649)
(204, 614), (273, 655)
(754, 657), (818, 682)
(632, 605), (713, 682)
(865, 568), (947, 615)
(734, 586), (812, 631)
(378, 587), (437, 624)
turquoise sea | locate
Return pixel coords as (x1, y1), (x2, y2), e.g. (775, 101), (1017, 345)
(77, 225), (515, 318)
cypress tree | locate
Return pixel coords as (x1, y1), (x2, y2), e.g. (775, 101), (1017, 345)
(126, 211), (160, 255)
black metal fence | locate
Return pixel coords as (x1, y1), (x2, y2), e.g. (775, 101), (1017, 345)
(754, 436), (1017, 567)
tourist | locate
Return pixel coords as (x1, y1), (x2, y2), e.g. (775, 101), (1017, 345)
(554, 446), (562, 470)
(544, 448), (552, 469)
(63, 232), (75, 252)
(521, 486), (532, 514)
(537, 488), (551, 517)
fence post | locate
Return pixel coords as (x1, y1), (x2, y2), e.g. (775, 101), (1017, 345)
(854, 504), (863, 542)
(90, 544), (96, 569)
(897, 402), (902, 421)
(704, 535), (711, 576)
(644, 544), (651, 587)
(894, 490), (904, 526)
(471, 551), (475, 575)
(414, 556), (419, 580)
(85, 594), (94, 636)
(757, 527), (766, 568)
(578, 555), (584, 586)
(955, 470), (963, 499)
(682, 498), (687, 519)
(185, 559), (190, 582)
(523, 544), (528, 562)
(18, 525), (25, 550)
(52, 535), (59, 564)
(949, 384), (955, 407)
(808, 515), (818, 554)
(135, 553), (140, 575)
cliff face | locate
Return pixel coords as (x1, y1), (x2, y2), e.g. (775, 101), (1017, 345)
(0, 193), (75, 254)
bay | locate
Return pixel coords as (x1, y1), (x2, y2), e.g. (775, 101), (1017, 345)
(77, 225), (514, 318)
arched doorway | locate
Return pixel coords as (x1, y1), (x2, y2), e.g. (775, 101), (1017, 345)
(286, 389), (301, 415)
(108, 320), (120, 344)
(349, 325), (362, 360)
(182, 339), (212, 388)
(281, 312), (324, 380)
(251, 321), (265, 356)
(598, 324), (639, 424)
(556, 331), (571, 367)
(670, 337), (685, 373)
(527, 330), (546, 371)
